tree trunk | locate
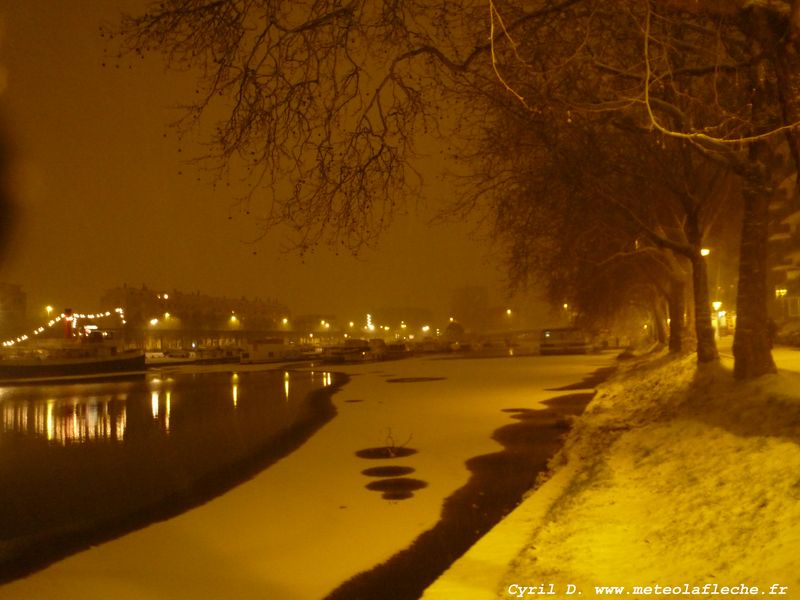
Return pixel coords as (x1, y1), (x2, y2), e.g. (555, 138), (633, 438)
(653, 297), (668, 345)
(691, 252), (719, 363)
(684, 201), (718, 363)
(731, 13), (778, 379)
(667, 278), (685, 353)
(733, 160), (777, 378)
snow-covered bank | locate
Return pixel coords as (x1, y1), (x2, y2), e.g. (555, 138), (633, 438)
(423, 351), (800, 599)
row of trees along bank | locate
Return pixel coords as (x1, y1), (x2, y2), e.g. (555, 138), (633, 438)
(113, 0), (800, 378)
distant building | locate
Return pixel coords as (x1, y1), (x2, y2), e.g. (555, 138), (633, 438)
(768, 168), (800, 323)
(99, 284), (290, 350)
(100, 284), (289, 329)
(0, 282), (26, 336)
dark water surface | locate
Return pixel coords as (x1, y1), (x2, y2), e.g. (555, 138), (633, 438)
(0, 367), (341, 580)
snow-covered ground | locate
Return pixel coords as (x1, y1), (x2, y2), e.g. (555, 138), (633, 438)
(0, 352), (613, 599)
(423, 344), (800, 599)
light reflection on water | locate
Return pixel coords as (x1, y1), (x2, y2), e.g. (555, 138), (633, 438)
(0, 368), (336, 550)
(3, 391), (129, 444)
(1, 369), (333, 445)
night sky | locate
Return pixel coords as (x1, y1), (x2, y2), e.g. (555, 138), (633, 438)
(0, 1), (503, 323)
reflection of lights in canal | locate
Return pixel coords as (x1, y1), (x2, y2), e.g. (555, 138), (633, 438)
(309, 371), (333, 389)
(47, 399), (55, 441)
(3, 394), (128, 444)
(1, 370), (327, 447)
(148, 375), (174, 432)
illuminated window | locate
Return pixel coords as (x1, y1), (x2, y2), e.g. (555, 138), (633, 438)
(776, 288), (788, 298)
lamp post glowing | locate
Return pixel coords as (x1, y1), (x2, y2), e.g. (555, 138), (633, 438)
(712, 301), (722, 339)
(700, 248), (711, 257)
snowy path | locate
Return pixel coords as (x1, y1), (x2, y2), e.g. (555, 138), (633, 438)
(0, 353), (614, 600)
(717, 336), (800, 372)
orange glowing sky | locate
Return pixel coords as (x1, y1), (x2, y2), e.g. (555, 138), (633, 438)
(0, 1), (512, 323)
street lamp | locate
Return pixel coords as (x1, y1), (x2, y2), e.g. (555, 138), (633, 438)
(712, 301), (722, 339)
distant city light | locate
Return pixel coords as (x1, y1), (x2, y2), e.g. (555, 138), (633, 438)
(700, 248), (710, 256)
(150, 318), (159, 326)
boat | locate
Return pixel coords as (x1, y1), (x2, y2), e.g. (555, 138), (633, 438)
(0, 331), (145, 383)
(322, 338), (373, 363)
(240, 338), (302, 364)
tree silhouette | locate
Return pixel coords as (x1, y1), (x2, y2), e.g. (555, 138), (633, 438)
(116, 1), (800, 377)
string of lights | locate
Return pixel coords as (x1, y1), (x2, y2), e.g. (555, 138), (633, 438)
(2, 308), (127, 347)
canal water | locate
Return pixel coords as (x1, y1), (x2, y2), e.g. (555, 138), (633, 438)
(0, 367), (340, 580)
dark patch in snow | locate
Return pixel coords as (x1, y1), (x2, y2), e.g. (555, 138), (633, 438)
(546, 366), (616, 390)
(362, 466), (416, 478)
(365, 478), (428, 500)
(355, 446), (418, 459)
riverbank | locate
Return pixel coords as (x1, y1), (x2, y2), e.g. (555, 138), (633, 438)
(423, 350), (800, 598)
